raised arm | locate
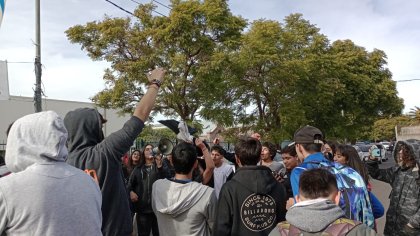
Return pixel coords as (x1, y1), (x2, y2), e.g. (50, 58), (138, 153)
(96, 68), (166, 161)
(133, 68), (166, 122)
(195, 138), (215, 185)
(366, 161), (396, 184)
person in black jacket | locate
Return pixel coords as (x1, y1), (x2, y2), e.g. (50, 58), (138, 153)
(128, 144), (170, 236)
(64, 68), (166, 236)
(213, 137), (287, 235)
(0, 154), (4, 166)
(367, 140), (420, 235)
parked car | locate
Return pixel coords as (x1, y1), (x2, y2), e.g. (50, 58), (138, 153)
(380, 141), (390, 150)
(353, 145), (364, 160)
(358, 144), (373, 162)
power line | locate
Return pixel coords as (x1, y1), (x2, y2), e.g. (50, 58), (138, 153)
(152, 0), (172, 10)
(6, 61), (33, 64)
(127, 0), (167, 16)
(395, 79), (420, 82)
(105, 0), (137, 17)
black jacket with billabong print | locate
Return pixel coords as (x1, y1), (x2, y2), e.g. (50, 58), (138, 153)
(367, 140), (420, 236)
(213, 165), (287, 236)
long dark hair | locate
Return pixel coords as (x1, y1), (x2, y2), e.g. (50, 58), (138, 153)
(398, 142), (417, 169)
(128, 149), (141, 169)
(138, 144), (153, 168)
(337, 144), (370, 185)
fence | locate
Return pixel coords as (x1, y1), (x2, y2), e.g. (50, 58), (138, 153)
(132, 139), (235, 153)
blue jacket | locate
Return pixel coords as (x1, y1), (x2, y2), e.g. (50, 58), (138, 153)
(290, 152), (327, 198)
(369, 191), (384, 219)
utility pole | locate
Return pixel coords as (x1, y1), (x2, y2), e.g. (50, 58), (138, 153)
(34, 0), (42, 112)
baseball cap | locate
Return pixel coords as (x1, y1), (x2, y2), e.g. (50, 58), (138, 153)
(289, 125), (324, 146)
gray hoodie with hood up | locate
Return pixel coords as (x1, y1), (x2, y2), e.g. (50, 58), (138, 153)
(269, 199), (376, 236)
(0, 111), (102, 236)
(152, 179), (217, 236)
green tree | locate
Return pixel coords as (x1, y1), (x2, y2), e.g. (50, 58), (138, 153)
(409, 106), (420, 122)
(203, 15), (331, 143)
(371, 116), (414, 141)
(66, 0), (246, 121)
(206, 14), (403, 142)
(67, 7), (404, 142)
(325, 40), (404, 141)
(138, 125), (177, 143)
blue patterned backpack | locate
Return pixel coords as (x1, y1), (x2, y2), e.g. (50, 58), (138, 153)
(296, 161), (375, 229)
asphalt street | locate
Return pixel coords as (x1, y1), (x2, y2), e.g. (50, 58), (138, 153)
(370, 151), (395, 236)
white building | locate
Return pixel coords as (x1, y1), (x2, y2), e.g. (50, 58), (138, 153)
(0, 96), (131, 154)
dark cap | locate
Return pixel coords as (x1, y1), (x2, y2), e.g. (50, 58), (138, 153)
(292, 125), (323, 145)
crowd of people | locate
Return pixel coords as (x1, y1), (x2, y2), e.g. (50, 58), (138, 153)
(0, 67), (419, 236)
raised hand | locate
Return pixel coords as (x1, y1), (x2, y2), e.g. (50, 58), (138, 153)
(147, 67), (166, 84)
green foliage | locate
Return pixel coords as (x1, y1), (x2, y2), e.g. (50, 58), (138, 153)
(204, 14), (403, 142)
(137, 125), (177, 143)
(67, 6), (404, 141)
(324, 41), (404, 140)
(371, 116), (415, 141)
(409, 106), (420, 122)
(66, 0), (246, 121)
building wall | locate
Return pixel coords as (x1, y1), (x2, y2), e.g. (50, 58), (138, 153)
(396, 125), (420, 141)
(0, 96), (131, 150)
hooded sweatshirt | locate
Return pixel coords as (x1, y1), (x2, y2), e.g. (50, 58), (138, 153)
(64, 108), (144, 236)
(368, 140), (420, 236)
(152, 178), (217, 236)
(286, 199), (345, 232)
(268, 199), (377, 236)
(213, 165), (287, 236)
(0, 111), (102, 236)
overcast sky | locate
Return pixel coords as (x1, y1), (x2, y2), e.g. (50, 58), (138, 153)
(0, 0), (419, 113)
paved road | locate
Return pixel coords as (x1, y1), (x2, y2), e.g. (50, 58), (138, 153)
(370, 151), (395, 236)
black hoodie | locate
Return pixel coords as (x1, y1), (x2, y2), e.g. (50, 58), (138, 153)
(213, 165), (287, 236)
(64, 108), (144, 236)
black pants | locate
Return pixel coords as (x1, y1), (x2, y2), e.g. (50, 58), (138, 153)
(136, 212), (159, 236)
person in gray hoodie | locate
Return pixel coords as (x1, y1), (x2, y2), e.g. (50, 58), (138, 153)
(0, 111), (102, 235)
(64, 68), (166, 236)
(269, 168), (377, 236)
(152, 141), (217, 236)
